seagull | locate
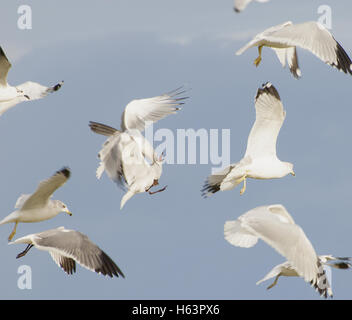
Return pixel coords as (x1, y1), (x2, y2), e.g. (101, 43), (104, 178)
(10, 226), (125, 278)
(202, 82), (294, 197)
(0, 168), (72, 241)
(234, 0), (270, 13)
(224, 204), (332, 298)
(257, 255), (352, 295)
(89, 87), (188, 209)
(236, 21), (352, 78)
(0, 46), (63, 116)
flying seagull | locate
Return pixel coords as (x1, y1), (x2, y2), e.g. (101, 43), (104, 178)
(10, 226), (125, 278)
(224, 204), (332, 298)
(0, 46), (63, 116)
(257, 255), (352, 296)
(236, 21), (352, 78)
(0, 168), (72, 241)
(89, 87), (188, 209)
(202, 82), (294, 197)
(234, 0), (270, 13)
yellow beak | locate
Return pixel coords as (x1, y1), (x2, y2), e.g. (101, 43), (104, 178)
(291, 171), (296, 176)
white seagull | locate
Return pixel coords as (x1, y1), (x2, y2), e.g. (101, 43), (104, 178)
(89, 87), (188, 209)
(257, 255), (352, 296)
(234, 0), (270, 13)
(0, 168), (72, 241)
(236, 21), (352, 78)
(224, 204), (332, 298)
(10, 226), (125, 278)
(202, 82), (294, 197)
(0, 46), (63, 116)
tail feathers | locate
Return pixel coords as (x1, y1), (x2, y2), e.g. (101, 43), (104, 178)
(311, 260), (333, 298)
(120, 190), (136, 209)
(201, 165), (236, 198)
(89, 121), (120, 137)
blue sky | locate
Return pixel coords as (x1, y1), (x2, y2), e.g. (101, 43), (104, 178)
(0, 0), (351, 299)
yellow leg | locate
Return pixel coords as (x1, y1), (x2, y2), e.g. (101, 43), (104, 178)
(267, 275), (280, 290)
(235, 175), (247, 195)
(8, 221), (18, 242)
(254, 46), (263, 67)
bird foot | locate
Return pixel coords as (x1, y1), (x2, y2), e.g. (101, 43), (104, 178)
(254, 56), (262, 67)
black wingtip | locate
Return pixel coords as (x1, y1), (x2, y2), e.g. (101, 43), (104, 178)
(52, 81), (64, 91)
(255, 82), (280, 101)
(58, 167), (71, 179)
(333, 41), (352, 75)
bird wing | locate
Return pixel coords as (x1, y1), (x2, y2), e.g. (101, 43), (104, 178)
(14, 194), (31, 209)
(234, 0), (252, 12)
(20, 168), (71, 210)
(95, 131), (125, 187)
(17, 81), (64, 100)
(0, 81), (63, 116)
(0, 47), (11, 87)
(236, 21), (293, 55)
(256, 261), (292, 285)
(224, 205), (319, 284)
(34, 227), (125, 278)
(121, 87), (187, 132)
(244, 82), (285, 159)
(262, 21), (352, 74)
(234, 0), (269, 12)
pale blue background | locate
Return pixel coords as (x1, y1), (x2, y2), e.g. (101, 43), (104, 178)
(0, 0), (351, 299)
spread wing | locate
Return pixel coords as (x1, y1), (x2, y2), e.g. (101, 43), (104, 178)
(34, 228), (124, 278)
(262, 21), (352, 74)
(224, 205), (320, 285)
(121, 87), (188, 131)
(0, 81), (63, 116)
(244, 82), (285, 159)
(20, 167), (70, 210)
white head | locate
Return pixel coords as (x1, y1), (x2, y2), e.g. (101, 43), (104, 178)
(52, 200), (72, 216)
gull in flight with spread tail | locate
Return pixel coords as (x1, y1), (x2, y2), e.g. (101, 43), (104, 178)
(202, 82), (294, 198)
(89, 87), (188, 209)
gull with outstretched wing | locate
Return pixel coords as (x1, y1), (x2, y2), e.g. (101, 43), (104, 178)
(236, 21), (352, 78)
(10, 226), (125, 278)
(89, 87), (188, 209)
(224, 204), (333, 298)
(202, 82), (294, 198)
(0, 46), (63, 116)
(0, 168), (72, 241)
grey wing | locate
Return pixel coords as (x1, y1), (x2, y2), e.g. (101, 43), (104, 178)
(0, 47), (11, 87)
(36, 228), (125, 278)
(265, 21), (352, 74)
(21, 167), (71, 210)
(244, 82), (285, 159)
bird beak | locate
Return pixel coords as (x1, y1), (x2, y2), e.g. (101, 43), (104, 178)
(65, 209), (72, 216)
(291, 170), (296, 176)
